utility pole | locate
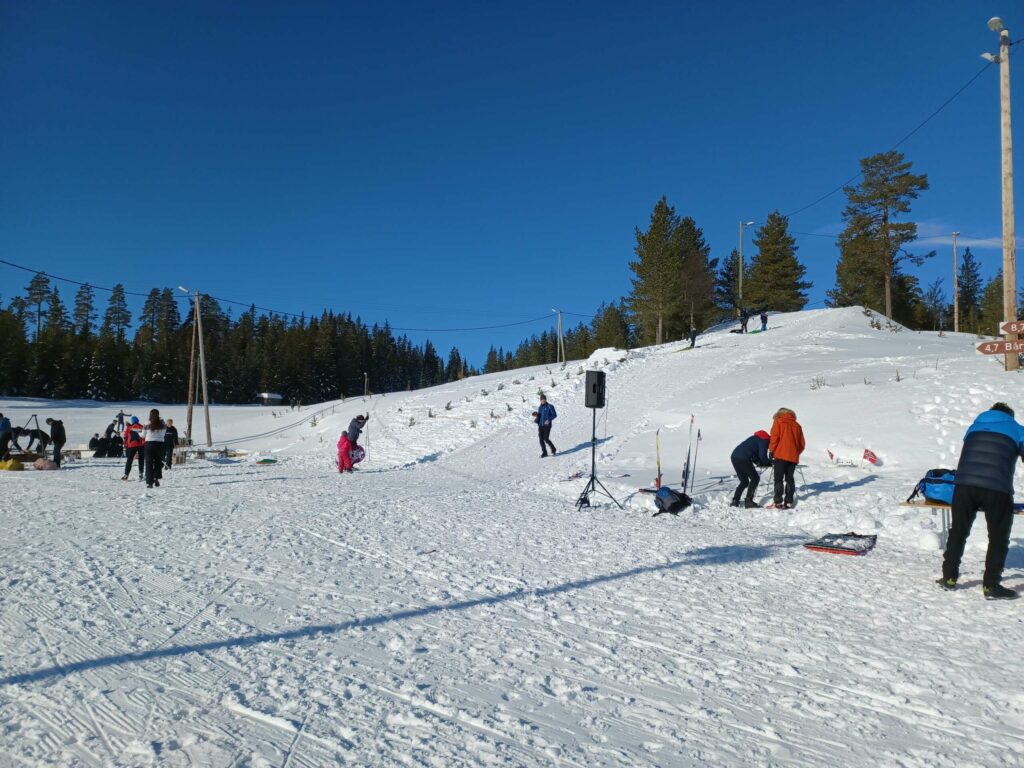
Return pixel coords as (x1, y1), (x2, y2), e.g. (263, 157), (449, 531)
(194, 290), (213, 446)
(363, 371), (368, 398)
(185, 308), (198, 444)
(952, 231), (960, 333)
(987, 18), (1019, 370)
(738, 220), (754, 308)
(552, 308), (564, 364)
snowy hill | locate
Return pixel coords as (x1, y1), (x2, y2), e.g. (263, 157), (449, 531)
(2, 306), (1024, 766)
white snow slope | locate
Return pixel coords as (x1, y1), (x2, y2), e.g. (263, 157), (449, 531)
(2, 306), (1024, 767)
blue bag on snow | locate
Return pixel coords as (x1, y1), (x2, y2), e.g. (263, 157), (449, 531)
(653, 486), (692, 516)
(907, 468), (956, 504)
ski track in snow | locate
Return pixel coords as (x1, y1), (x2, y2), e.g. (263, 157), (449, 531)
(2, 307), (1024, 766)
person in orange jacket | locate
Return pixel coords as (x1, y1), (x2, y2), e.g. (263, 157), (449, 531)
(768, 407), (805, 509)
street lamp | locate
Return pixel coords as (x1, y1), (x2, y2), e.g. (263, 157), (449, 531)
(178, 286), (213, 446)
(738, 220), (755, 306)
(952, 232), (960, 333)
(983, 17), (1019, 370)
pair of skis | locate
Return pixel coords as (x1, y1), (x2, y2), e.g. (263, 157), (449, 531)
(642, 415), (701, 494)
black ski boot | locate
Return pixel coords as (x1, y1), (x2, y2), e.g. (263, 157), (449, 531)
(983, 584), (1019, 600)
(744, 499), (761, 508)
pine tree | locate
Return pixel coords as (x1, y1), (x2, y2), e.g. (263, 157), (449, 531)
(591, 301), (631, 348)
(713, 250), (743, 314)
(628, 197), (683, 345)
(980, 271), (1004, 335)
(676, 217), (716, 334)
(25, 273), (51, 342)
(73, 284), (96, 335)
(745, 211), (811, 311)
(839, 151), (931, 319)
(957, 247), (983, 333)
(103, 284), (132, 342)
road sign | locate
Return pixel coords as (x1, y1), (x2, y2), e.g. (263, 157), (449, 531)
(977, 340), (1024, 355)
(1001, 320), (1024, 334)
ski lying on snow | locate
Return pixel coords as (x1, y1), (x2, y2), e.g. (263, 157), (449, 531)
(561, 471), (630, 482)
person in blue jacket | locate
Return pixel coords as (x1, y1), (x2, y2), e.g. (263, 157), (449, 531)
(730, 430), (772, 507)
(535, 394), (557, 458)
(940, 402), (1024, 599)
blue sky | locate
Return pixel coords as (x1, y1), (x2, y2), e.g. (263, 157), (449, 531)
(1, 1), (1020, 364)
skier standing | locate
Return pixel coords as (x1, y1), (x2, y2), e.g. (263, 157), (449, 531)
(740, 307), (750, 333)
(141, 409), (166, 488)
(536, 394), (557, 457)
(940, 402), (1024, 599)
(338, 414), (369, 473)
(122, 417), (145, 480)
(688, 327), (698, 348)
(759, 309), (768, 332)
(45, 418), (66, 468)
(768, 408), (805, 509)
(730, 430), (771, 507)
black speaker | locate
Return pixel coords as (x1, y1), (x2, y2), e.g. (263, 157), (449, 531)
(585, 370), (606, 409)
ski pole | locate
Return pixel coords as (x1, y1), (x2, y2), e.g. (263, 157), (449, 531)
(655, 429), (662, 489)
(689, 429), (702, 495)
(682, 414), (694, 488)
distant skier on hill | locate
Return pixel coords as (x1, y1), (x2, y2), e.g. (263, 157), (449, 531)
(730, 430), (772, 508)
(688, 327), (698, 348)
(535, 394), (557, 458)
(740, 307), (750, 333)
(768, 408), (805, 509)
(940, 402), (1024, 600)
(338, 414), (369, 473)
(759, 309), (768, 332)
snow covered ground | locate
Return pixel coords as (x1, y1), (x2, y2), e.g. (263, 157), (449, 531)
(2, 306), (1024, 766)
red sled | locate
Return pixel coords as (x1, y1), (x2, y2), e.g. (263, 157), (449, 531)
(803, 532), (877, 556)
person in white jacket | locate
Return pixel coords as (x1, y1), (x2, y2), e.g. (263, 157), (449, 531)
(141, 409), (167, 488)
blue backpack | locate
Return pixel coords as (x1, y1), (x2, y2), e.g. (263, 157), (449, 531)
(653, 486), (692, 516)
(907, 468), (956, 504)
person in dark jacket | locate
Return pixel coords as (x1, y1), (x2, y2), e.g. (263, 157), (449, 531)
(89, 434), (100, 450)
(536, 395), (557, 457)
(731, 430), (772, 507)
(740, 307), (750, 333)
(759, 309), (768, 332)
(45, 418), (66, 468)
(13, 427), (49, 453)
(0, 413), (11, 461)
(688, 327), (698, 348)
(163, 418), (179, 469)
(122, 417), (144, 480)
(940, 403), (1024, 599)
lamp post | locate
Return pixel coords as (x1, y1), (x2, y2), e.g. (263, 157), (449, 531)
(178, 286), (213, 446)
(984, 17), (1019, 370)
(952, 232), (960, 333)
(738, 220), (755, 307)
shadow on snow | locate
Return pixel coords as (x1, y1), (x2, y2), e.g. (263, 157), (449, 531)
(0, 540), (799, 687)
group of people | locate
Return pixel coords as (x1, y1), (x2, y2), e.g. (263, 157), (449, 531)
(119, 410), (178, 488)
(730, 407), (805, 510)
(738, 308), (769, 334)
(728, 401), (1022, 600)
(0, 413), (67, 467)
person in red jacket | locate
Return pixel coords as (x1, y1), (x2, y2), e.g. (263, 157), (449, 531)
(122, 416), (145, 481)
(768, 407), (805, 509)
(337, 414), (368, 473)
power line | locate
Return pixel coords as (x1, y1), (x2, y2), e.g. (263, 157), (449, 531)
(0, 256), (563, 334)
(784, 60), (995, 219)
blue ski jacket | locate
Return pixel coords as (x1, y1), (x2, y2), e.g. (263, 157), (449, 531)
(731, 431), (770, 465)
(955, 409), (1024, 496)
(537, 403), (557, 426)
(0, 416), (10, 433)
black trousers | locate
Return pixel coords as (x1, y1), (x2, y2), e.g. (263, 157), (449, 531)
(773, 459), (797, 505)
(942, 484), (1014, 588)
(731, 457), (760, 502)
(164, 441), (174, 468)
(144, 442), (164, 487)
(538, 425), (556, 456)
(124, 446), (143, 478)
(52, 440), (65, 468)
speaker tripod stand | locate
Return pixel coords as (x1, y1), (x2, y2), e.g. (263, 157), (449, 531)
(576, 407), (623, 510)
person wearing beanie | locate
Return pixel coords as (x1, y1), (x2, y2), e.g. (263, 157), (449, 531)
(730, 429), (772, 507)
(122, 416), (145, 480)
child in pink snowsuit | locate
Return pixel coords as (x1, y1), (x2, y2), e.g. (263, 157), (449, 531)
(337, 433), (353, 472)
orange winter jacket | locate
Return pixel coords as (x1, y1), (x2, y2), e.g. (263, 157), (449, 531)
(769, 410), (805, 463)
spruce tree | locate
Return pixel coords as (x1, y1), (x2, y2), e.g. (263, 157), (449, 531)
(628, 197), (683, 345)
(979, 271), (1004, 335)
(592, 301), (631, 348)
(103, 284), (132, 342)
(921, 278), (948, 331)
(713, 250), (743, 314)
(839, 151), (930, 319)
(957, 247), (983, 333)
(745, 211), (811, 311)
(677, 217), (716, 334)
